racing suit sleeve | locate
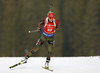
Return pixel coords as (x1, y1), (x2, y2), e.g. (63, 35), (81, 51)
(38, 19), (45, 29)
(55, 20), (60, 30)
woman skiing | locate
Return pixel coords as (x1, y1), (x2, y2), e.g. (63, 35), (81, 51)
(22, 11), (60, 68)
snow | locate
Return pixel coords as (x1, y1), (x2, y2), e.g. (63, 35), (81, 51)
(0, 57), (100, 73)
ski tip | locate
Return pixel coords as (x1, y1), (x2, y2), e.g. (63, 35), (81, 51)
(9, 66), (13, 69)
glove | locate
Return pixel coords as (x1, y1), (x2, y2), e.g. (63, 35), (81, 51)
(55, 27), (59, 30)
(37, 27), (41, 31)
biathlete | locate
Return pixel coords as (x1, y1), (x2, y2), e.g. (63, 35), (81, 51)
(22, 11), (60, 68)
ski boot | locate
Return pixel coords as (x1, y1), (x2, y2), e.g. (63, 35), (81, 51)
(45, 60), (50, 69)
(21, 55), (30, 64)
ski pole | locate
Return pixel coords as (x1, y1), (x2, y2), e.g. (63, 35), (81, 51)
(28, 30), (39, 33)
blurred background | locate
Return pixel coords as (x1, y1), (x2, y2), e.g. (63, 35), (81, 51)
(0, 0), (100, 57)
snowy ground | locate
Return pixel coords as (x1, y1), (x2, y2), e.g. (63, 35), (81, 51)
(0, 57), (100, 73)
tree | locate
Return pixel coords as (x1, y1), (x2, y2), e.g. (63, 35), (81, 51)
(83, 0), (100, 55)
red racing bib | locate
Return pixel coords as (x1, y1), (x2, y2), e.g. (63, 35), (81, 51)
(43, 17), (56, 34)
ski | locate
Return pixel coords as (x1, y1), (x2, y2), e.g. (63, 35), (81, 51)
(9, 61), (27, 69)
(42, 67), (54, 72)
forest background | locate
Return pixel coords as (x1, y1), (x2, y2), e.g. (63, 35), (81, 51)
(0, 0), (100, 57)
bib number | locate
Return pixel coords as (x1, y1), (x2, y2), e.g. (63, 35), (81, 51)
(47, 29), (52, 32)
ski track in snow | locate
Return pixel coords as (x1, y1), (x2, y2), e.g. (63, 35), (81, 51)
(0, 57), (100, 73)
